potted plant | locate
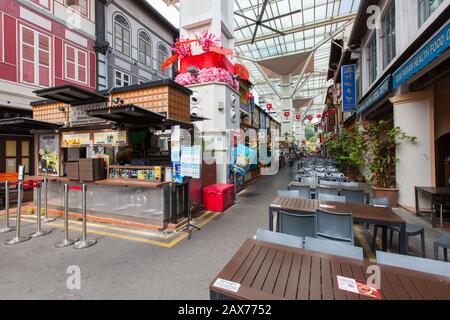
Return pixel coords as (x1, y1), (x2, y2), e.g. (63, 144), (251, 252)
(359, 120), (416, 207)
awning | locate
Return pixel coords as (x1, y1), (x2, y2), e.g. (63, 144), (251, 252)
(34, 85), (106, 106)
(0, 117), (63, 130)
(86, 104), (166, 126)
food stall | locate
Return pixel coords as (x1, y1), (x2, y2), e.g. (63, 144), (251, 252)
(29, 80), (194, 229)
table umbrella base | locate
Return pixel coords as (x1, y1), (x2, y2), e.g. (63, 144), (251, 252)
(31, 229), (52, 238)
(73, 239), (97, 249)
(5, 236), (31, 245)
(55, 238), (78, 248)
(0, 226), (16, 234)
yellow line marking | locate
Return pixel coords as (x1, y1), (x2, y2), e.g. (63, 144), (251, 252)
(355, 226), (376, 262)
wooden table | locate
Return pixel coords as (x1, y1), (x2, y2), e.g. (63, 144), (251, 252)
(269, 196), (407, 254)
(210, 239), (450, 300)
(415, 186), (450, 229)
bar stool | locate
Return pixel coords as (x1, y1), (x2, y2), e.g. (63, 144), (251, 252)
(434, 232), (450, 262)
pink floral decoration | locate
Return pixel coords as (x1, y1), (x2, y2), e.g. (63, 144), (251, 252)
(196, 29), (221, 53)
(175, 72), (197, 86)
(172, 36), (192, 58)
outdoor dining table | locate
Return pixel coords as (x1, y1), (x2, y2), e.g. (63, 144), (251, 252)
(269, 196), (407, 254)
(415, 186), (450, 229)
(210, 239), (450, 300)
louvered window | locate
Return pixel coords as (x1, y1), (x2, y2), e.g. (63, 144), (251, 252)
(65, 44), (88, 84)
(20, 25), (50, 87)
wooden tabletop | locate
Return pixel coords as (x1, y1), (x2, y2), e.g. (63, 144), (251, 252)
(289, 182), (368, 193)
(415, 186), (450, 196)
(210, 239), (450, 300)
(270, 196), (405, 225)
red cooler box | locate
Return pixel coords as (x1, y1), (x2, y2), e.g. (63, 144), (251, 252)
(203, 184), (235, 212)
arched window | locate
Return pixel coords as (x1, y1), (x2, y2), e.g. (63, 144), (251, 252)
(114, 15), (130, 57)
(138, 31), (152, 67)
(158, 43), (169, 75)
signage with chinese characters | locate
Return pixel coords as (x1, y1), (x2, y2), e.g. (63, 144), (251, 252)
(357, 76), (392, 116)
(393, 22), (450, 89)
(70, 103), (106, 126)
(341, 65), (356, 112)
(93, 131), (127, 146)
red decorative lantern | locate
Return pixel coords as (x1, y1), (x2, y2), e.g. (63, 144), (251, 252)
(296, 114), (301, 121)
(246, 92), (253, 100)
(307, 115), (313, 121)
(325, 112), (330, 118)
(317, 114), (322, 119)
(266, 103), (273, 110)
(284, 111), (290, 118)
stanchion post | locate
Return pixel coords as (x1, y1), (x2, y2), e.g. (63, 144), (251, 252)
(5, 182), (31, 245)
(55, 184), (77, 248)
(73, 184), (96, 249)
(31, 182), (52, 238)
(0, 181), (15, 233)
(43, 177), (55, 223)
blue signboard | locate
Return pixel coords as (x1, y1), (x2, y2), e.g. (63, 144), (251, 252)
(393, 22), (450, 89)
(341, 65), (356, 112)
(357, 76), (392, 116)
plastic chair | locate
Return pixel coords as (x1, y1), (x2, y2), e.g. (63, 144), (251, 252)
(278, 210), (316, 238)
(288, 185), (310, 199)
(371, 197), (391, 208)
(256, 229), (303, 249)
(315, 209), (354, 245)
(318, 194), (346, 203)
(301, 177), (317, 185)
(304, 237), (363, 260)
(434, 232), (450, 262)
(316, 186), (339, 199)
(277, 190), (302, 198)
(376, 251), (450, 278)
(340, 189), (365, 204)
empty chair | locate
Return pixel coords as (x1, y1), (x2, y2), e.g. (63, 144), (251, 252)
(376, 251), (450, 278)
(304, 237), (363, 260)
(288, 185), (310, 199)
(315, 209), (354, 245)
(277, 190), (302, 198)
(256, 229), (303, 249)
(316, 186), (339, 199)
(318, 194), (346, 203)
(301, 177), (317, 185)
(434, 232), (450, 262)
(371, 197), (391, 208)
(278, 210), (316, 238)
(340, 189), (365, 204)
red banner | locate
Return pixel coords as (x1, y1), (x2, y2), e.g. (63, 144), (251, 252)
(180, 52), (235, 74)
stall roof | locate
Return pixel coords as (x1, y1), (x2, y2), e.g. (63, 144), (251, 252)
(33, 85), (106, 106)
(86, 104), (166, 126)
(0, 117), (63, 130)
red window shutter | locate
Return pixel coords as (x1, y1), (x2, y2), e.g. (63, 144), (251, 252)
(4, 16), (17, 65)
(55, 38), (63, 78)
(0, 14), (3, 62)
(78, 51), (86, 83)
(90, 52), (96, 88)
(66, 46), (75, 79)
(21, 27), (35, 84)
(38, 35), (50, 86)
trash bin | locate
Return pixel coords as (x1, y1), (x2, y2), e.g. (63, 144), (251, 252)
(203, 184), (235, 212)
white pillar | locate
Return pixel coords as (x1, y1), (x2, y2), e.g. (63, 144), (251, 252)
(391, 89), (435, 211)
(280, 74), (293, 139)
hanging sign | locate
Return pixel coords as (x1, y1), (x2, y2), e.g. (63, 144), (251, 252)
(93, 130), (127, 146)
(341, 64), (356, 112)
(62, 133), (91, 148)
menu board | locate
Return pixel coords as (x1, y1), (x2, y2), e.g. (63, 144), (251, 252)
(39, 134), (59, 176)
(180, 145), (201, 179)
(62, 133), (91, 148)
(93, 130), (127, 146)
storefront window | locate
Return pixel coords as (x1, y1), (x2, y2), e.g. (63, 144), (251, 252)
(382, 2), (396, 68)
(419, 0), (444, 27)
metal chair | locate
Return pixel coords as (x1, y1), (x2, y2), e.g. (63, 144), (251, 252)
(434, 232), (450, 262)
(376, 251), (450, 278)
(316, 186), (339, 199)
(318, 194), (346, 203)
(288, 185), (310, 199)
(340, 189), (365, 204)
(277, 190), (302, 198)
(371, 197), (391, 208)
(315, 209), (354, 245)
(278, 210), (316, 238)
(304, 237), (363, 260)
(256, 229), (303, 249)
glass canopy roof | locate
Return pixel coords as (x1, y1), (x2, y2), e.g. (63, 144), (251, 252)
(234, 0), (360, 117)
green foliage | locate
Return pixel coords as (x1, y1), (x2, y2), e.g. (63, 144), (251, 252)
(324, 128), (365, 172)
(305, 125), (315, 141)
(358, 120), (417, 188)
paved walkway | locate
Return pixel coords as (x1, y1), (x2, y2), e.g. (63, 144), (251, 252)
(0, 165), (446, 299)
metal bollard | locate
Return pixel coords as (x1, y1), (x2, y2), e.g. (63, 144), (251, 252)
(73, 184), (97, 249)
(43, 177), (55, 223)
(55, 184), (78, 248)
(5, 182), (31, 245)
(0, 181), (16, 234)
(31, 183), (52, 238)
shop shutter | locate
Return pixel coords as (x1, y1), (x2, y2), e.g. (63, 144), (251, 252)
(21, 27), (35, 84)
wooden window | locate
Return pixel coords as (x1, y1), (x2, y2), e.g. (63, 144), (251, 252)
(139, 31), (152, 68)
(158, 43), (168, 76)
(114, 15), (130, 57)
(65, 44), (88, 84)
(115, 70), (130, 87)
(65, 0), (89, 17)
